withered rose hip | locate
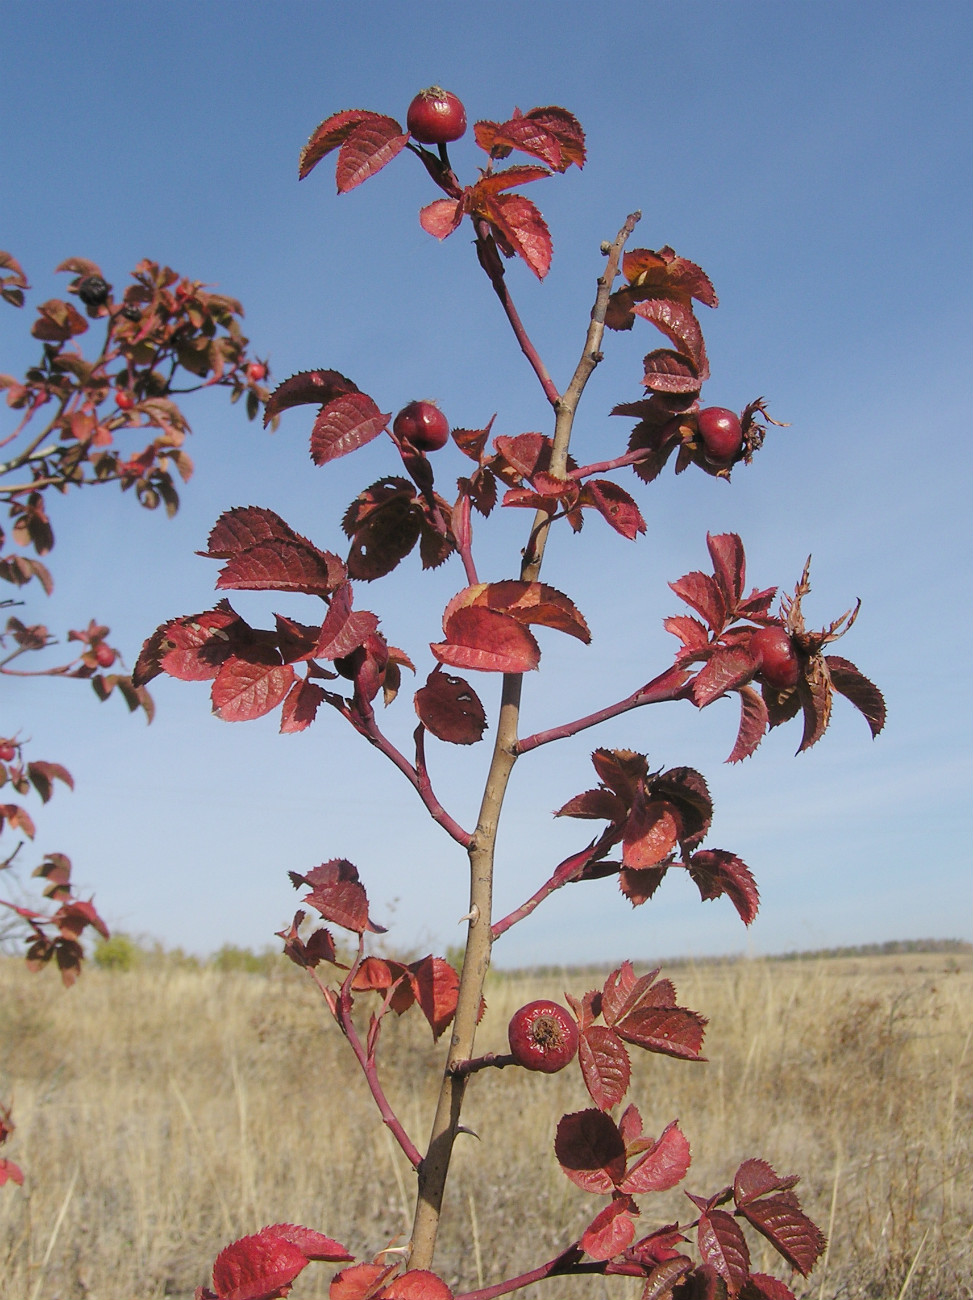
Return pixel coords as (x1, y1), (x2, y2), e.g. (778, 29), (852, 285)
(507, 1000), (579, 1073)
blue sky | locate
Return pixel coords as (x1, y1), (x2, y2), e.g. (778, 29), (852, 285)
(2, 0), (970, 967)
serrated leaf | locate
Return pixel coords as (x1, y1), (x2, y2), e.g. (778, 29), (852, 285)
(263, 371), (360, 427)
(728, 686), (769, 763)
(431, 606), (540, 674)
(408, 956), (460, 1040)
(642, 349), (702, 395)
(707, 533), (746, 609)
(259, 1224), (353, 1263)
(455, 579), (590, 643)
(622, 799), (680, 869)
(670, 571), (726, 631)
(202, 506), (311, 558)
(640, 1257), (696, 1300)
(590, 748), (649, 802)
(554, 1109), (626, 1193)
(382, 1270), (454, 1300)
(476, 165), (553, 195)
(621, 247), (718, 307)
(687, 851), (760, 926)
(475, 107), (585, 170)
(619, 1120), (691, 1194)
(298, 859), (387, 935)
(310, 392), (389, 466)
(144, 605), (246, 683)
(797, 657), (832, 753)
(825, 655), (886, 737)
(739, 1192), (826, 1277)
(697, 1210), (750, 1296)
(580, 1196), (637, 1261)
(579, 480), (646, 539)
(279, 679), (327, 734)
(692, 646), (756, 707)
(419, 198), (465, 240)
(217, 541), (345, 599)
(335, 116), (408, 192)
(414, 670), (487, 745)
(26, 761), (74, 803)
(740, 1275), (797, 1300)
(211, 655), (295, 722)
(619, 864), (669, 906)
(211, 1231), (309, 1300)
(483, 192), (552, 279)
(329, 1262), (396, 1300)
(555, 788), (627, 822)
(313, 583), (379, 661)
(579, 1025), (631, 1111)
(300, 109), (391, 180)
(632, 298), (709, 379)
(733, 1159), (800, 1208)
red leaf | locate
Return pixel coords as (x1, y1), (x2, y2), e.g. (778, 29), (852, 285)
(619, 864), (669, 906)
(825, 655), (886, 738)
(311, 393), (390, 466)
(669, 571), (726, 631)
(141, 605), (246, 684)
(619, 1120), (691, 1194)
(697, 1210), (751, 1296)
(453, 580), (590, 642)
(580, 1196), (638, 1261)
(492, 432), (551, 479)
(556, 788), (626, 822)
(279, 679), (327, 733)
(300, 109), (399, 182)
(475, 108), (585, 171)
(26, 761), (74, 803)
(335, 116), (408, 193)
(211, 1231), (309, 1300)
(381, 1270), (453, 1300)
(431, 606), (540, 674)
(590, 748), (649, 801)
(621, 247), (718, 308)
(217, 541), (346, 599)
(31, 298), (88, 342)
(314, 584), (379, 661)
(419, 198), (465, 240)
(642, 349), (702, 395)
(204, 506), (313, 558)
(603, 965), (707, 1061)
(740, 1275), (797, 1300)
(622, 800), (680, 869)
(707, 533), (746, 609)
(554, 1109), (627, 1193)
(738, 1192), (826, 1277)
(408, 956), (460, 1040)
(0, 803), (36, 838)
(476, 165), (552, 195)
(733, 1160), (800, 1208)
(414, 671), (487, 745)
(330, 1262), (396, 1300)
(212, 655), (295, 723)
(579, 480), (646, 539)
(0, 1158), (24, 1186)
(578, 1025), (631, 1111)
(640, 1257), (695, 1299)
(260, 1224), (353, 1262)
(485, 193), (552, 279)
(298, 859), (387, 935)
(727, 686), (769, 763)
(632, 298), (708, 380)
(263, 371), (360, 426)
(688, 851), (760, 927)
(692, 646), (756, 707)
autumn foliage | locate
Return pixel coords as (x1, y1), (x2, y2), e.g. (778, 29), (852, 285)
(5, 88), (886, 1300)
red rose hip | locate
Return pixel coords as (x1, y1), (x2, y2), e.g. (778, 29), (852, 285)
(696, 407), (743, 462)
(507, 1000), (579, 1073)
(392, 400), (450, 452)
(750, 625), (800, 690)
(94, 642), (116, 668)
(406, 87), (467, 145)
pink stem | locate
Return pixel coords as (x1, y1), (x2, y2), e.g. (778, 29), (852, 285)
(515, 664), (692, 756)
(473, 220), (560, 407)
(569, 446), (657, 479)
(454, 1247), (647, 1300)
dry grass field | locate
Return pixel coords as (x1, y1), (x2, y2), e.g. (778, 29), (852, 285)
(1, 948), (970, 1300)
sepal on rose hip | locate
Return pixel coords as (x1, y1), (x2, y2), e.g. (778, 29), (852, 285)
(507, 999), (579, 1072)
